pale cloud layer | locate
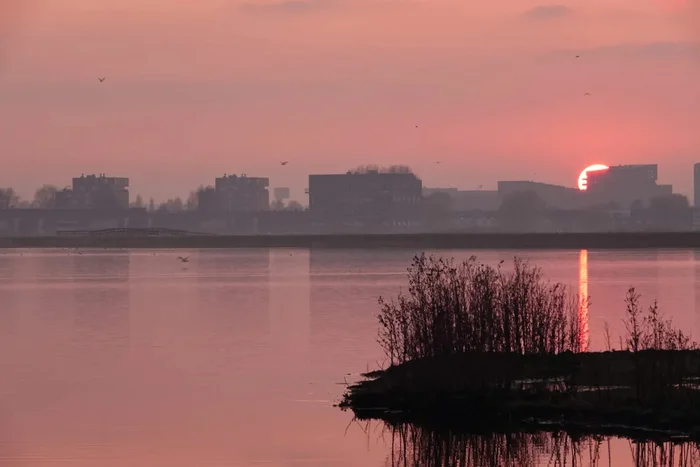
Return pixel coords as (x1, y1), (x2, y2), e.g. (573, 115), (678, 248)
(0, 0), (698, 201)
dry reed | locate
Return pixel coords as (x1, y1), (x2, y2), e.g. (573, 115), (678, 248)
(378, 254), (585, 366)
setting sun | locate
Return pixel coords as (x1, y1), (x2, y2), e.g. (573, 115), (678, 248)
(577, 164), (609, 191)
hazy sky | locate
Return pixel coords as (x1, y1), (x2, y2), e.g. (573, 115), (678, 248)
(0, 0), (698, 202)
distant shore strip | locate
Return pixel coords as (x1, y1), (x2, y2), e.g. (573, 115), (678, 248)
(3, 231), (700, 249)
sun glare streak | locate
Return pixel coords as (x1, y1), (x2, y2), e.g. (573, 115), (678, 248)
(577, 164), (609, 191)
(579, 249), (589, 352)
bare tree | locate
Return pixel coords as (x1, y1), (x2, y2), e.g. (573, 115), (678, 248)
(348, 164), (381, 174)
(185, 188), (202, 211)
(130, 194), (144, 208)
(286, 200), (304, 211)
(0, 187), (20, 208)
(148, 198), (156, 212)
(32, 184), (58, 208)
(386, 164), (413, 174)
(623, 287), (643, 353)
(348, 165), (414, 175)
(158, 197), (184, 213)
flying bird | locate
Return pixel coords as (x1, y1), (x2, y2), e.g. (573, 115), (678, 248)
(575, 55), (580, 58)
(280, 161), (289, 166)
(584, 93), (591, 96)
(435, 161), (442, 164)
(98, 77), (106, 82)
(177, 256), (189, 263)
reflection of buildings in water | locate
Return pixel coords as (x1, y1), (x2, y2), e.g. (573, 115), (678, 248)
(310, 248), (416, 274)
(268, 249), (310, 359)
(0, 250), (22, 280)
(0, 252), (23, 334)
(579, 249), (589, 352)
(71, 252), (132, 357)
(386, 424), (699, 467)
(195, 250), (271, 338)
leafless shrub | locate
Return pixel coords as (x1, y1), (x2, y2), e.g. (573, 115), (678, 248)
(377, 254), (585, 365)
(622, 287), (697, 352)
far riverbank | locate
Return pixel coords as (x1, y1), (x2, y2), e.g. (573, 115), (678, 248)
(2, 231), (700, 249)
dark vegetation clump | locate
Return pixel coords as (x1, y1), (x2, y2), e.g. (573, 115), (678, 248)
(340, 254), (700, 440)
(377, 254), (585, 365)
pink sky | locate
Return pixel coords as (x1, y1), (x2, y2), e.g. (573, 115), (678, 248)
(0, 0), (699, 203)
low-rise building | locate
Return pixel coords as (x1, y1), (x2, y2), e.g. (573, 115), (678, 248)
(497, 181), (582, 209)
(309, 167), (423, 229)
(197, 174), (270, 213)
(423, 187), (499, 211)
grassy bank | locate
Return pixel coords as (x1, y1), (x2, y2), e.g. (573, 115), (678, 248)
(4, 231), (700, 249)
(339, 254), (700, 440)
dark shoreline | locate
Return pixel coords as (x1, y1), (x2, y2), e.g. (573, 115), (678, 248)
(2, 231), (700, 249)
(339, 350), (700, 442)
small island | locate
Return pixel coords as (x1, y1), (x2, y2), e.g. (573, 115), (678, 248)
(339, 254), (700, 442)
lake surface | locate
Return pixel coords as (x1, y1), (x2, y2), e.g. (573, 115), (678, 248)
(1, 248), (699, 466)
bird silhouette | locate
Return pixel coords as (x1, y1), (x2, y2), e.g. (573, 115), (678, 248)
(98, 77), (106, 82)
(575, 55), (580, 58)
(280, 161), (289, 166)
(177, 256), (189, 263)
(436, 161), (442, 164)
(584, 93), (591, 96)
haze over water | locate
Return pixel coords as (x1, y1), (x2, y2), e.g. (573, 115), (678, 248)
(1, 248), (699, 466)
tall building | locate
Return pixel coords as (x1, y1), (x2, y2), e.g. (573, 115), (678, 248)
(198, 174), (269, 212)
(55, 174), (129, 209)
(694, 163), (700, 207)
(308, 167), (423, 228)
(585, 164), (671, 208)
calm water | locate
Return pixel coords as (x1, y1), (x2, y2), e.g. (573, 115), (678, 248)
(1, 248), (700, 466)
